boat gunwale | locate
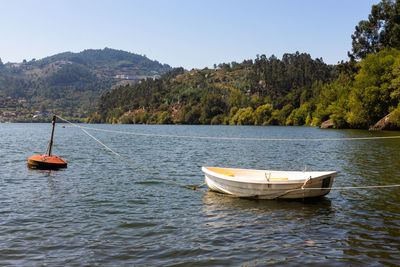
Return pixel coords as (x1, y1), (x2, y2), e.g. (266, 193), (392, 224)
(202, 166), (337, 185)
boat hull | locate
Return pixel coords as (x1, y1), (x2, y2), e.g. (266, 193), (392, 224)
(27, 155), (67, 170)
(202, 167), (336, 199)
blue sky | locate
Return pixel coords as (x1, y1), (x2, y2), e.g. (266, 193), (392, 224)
(1, 0), (380, 69)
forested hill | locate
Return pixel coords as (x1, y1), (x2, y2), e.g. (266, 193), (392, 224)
(37, 48), (170, 75)
(0, 48), (171, 121)
(89, 52), (336, 125)
(90, 48), (400, 129)
(90, 0), (400, 130)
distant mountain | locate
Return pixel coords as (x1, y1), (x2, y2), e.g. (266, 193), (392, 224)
(35, 48), (171, 77)
(0, 48), (171, 121)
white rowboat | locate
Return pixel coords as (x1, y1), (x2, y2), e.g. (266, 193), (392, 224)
(201, 167), (337, 199)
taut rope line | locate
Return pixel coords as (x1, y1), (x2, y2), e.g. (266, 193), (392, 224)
(59, 124), (400, 142)
(293, 184), (400, 190)
(270, 183), (400, 199)
(55, 115), (205, 191)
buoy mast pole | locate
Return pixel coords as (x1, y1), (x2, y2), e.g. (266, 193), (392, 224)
(47, 115), (56, 156)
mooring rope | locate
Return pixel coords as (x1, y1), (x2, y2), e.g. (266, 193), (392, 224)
(55, 115), (205, 191)
(296, 184), (400, 190)
(57, 124), (400, 142)
(273, 183), (400, 199)
(258, 182), (400, 199)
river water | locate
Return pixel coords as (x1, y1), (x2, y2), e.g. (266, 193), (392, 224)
(0, 123), (399, 266)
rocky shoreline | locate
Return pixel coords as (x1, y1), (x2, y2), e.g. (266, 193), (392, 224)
(320, 112), (400, 131)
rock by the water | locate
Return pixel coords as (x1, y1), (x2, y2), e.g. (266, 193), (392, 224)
(369, 113), (397, 130)
(320, 119), (334, 129)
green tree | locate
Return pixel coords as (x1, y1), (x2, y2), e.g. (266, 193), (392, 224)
(390, 103), (400, 126)
(230, 107), (254, 125)
(120, 115), (133, 124)
(254, 104), (273, 125)
(349, 0), (400, 60)
(271, 104), (293, 125)
(199, 92), (226, 124)
(389, 55), (400, 100)
(312, 74), (352, 127)
(158, 111), (173, 124)
(210, 114), (225, 125)
(180, 104), (202, 124)
(286, 102), (312, 126)
(229, 89), (247, 108)
(346, 48), (400, 128)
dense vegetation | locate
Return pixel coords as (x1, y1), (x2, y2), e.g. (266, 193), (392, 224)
(90, 0), (400, 129)
(89, 53), (335, 125)
(0, 48), (171, 121)
(321, 0), (400, 128)
(314, 48), (400, 128)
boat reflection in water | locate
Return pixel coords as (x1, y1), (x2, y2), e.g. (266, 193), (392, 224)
(201, 190), (333, 229)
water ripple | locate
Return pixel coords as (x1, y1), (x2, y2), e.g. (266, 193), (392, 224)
(0, 124), (399, 265)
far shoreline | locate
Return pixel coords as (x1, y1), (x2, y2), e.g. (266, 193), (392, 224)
(2, 119), (400, 132)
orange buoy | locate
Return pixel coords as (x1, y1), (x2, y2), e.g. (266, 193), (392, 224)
(28, 154), (67, 169)
(27, 115), (68, 169)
